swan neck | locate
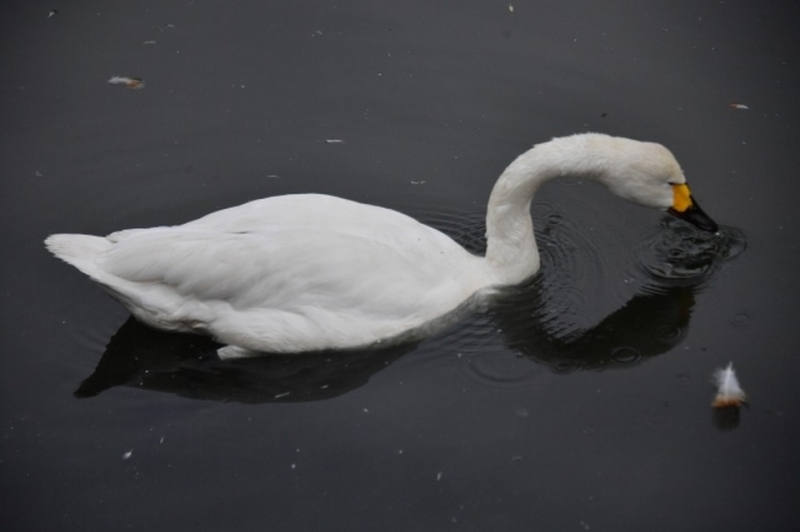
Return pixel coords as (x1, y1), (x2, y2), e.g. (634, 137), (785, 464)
(484, 135), (607, 285)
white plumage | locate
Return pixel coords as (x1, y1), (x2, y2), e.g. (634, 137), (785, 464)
(45, 133), (717, 357)
(712, 362), (747, 408)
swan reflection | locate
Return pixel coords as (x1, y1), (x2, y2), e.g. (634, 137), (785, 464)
(491, 278), (696, 373)
(75, 319), (411, 403)
(76, 277), (699, 403)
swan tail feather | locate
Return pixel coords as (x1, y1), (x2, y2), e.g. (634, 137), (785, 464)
(45, 233), (112, 278)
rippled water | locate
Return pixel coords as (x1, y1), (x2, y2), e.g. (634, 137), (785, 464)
(636, 217), (747, 283)
(399, 199), (744, 385)
(3, 2), (800, 531)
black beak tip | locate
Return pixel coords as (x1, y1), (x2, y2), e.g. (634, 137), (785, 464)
(668, 204), (719, 233)
(700, 218), (720, 234)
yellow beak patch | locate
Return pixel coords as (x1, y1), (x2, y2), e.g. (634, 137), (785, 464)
(672, 183), (693, 213)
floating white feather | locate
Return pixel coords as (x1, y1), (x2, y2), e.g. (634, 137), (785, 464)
(108, 76), (145, 89)
(711, 362), (747, 408)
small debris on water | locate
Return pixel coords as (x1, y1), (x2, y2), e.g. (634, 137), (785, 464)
(108, 76), (145, 89)
(508, 4), (515, 12)
(711, 362), (747, 408)
(274, 391), (291, 399)
(143, 40), (157, 45)
(436, 471), (443, 481)
(122, 450), (133, 460)
(325, 139), (345, 144)
(48, 10), (58, 18)
(410, 180), (426, 185)
(729, 102), (749, 110)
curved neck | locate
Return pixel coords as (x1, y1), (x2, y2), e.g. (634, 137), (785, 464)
(483, 134), (610, 285)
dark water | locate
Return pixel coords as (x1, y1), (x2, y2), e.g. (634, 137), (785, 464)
(2, 1), (799, 530)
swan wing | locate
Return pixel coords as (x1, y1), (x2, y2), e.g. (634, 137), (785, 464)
(95, 222), (480, 351)
(102, 228), (452, 308)
(52, 194), (485, 352)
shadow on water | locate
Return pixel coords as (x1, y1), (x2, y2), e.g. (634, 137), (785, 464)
(491, 278), (697, 373)
(75, 319), (414, 403)
(713, 405), (745, 431)
(75, 214), (745, 403)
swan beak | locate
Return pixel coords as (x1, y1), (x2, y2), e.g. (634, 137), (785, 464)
(668, 184), (719, 233)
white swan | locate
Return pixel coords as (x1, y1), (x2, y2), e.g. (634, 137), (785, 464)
(46, 133), (717, 357)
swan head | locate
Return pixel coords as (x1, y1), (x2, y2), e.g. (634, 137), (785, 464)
(600, 138), (719, 233)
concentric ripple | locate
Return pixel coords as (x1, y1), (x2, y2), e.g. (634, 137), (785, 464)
(635, 217), (747, 284)
(409, 200), (626, 385)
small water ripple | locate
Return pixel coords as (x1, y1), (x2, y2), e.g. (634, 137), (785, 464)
(411, 201), (622, 388)
(635, 217), (746, 285)
(460, 350), (546, 390)
(411, 205), (487, 255)
(534, 201), (610, 332)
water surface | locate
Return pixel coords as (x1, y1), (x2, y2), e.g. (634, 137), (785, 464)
(2, 1), (799, 531)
